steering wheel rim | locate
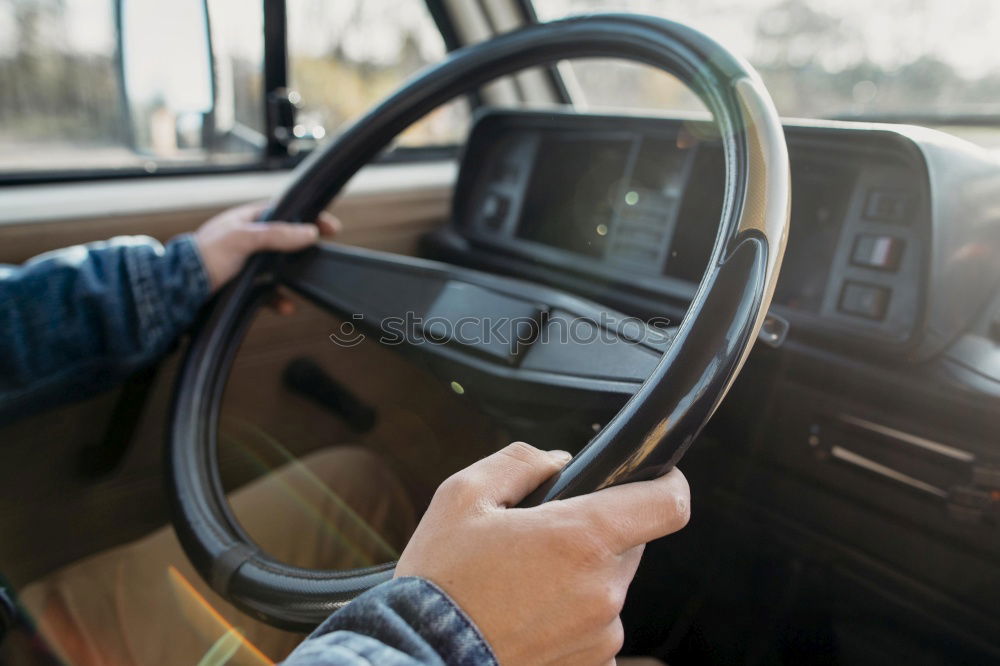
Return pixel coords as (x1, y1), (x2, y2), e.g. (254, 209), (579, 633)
(168, 13), (789, 630)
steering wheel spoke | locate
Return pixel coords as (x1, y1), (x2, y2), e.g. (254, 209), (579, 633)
(281, 243), (673, 408)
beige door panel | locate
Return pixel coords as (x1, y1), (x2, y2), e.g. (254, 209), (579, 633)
(0, 295), (501, 586)
(0, 161), (456, 264)
(0, 161), (483, 584)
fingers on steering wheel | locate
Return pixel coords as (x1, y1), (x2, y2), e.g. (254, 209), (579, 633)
(564, 468), (691, 553)
(442, 442), (571, 510)
(315, 211), (342, 237)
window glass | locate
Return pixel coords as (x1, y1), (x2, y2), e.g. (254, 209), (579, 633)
(565, 59), (708, 116)
(287, 0), (469, 149)
(0, 0), (123, 172)
(0, 0), (264, 176)
(204, 0), (267, 145)
(534, 0), (1000, 148)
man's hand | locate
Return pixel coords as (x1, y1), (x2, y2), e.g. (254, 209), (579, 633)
(193, 201), (340, 292)
(395, 442), (691, 666)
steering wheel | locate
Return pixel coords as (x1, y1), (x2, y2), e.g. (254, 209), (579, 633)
(168, 14), (789, 630)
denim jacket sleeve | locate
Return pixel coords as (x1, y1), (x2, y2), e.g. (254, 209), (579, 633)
(0, 234), (211, 422)
(282, 577), (497, 666)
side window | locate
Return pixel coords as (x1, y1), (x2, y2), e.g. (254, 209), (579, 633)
(0, 0), (124, 174)
(0, 0), (464, 180)
(286, 0), (469, 149)
(0, 0), (265, 178)
(559, 60), (708, 116)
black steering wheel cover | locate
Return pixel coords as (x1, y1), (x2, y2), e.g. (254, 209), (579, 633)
(168, 14), (789, 629)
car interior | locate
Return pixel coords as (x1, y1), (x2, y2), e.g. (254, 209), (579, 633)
(1, 1), (999, 665)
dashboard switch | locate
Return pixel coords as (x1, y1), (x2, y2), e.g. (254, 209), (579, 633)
(480, 192), (510, 230)
(851, 234), (904, 271)
(839, 281), (891, 320)
(865, 189), (909, 222)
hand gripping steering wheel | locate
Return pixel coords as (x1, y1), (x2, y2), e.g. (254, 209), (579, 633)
(168, 14), (789, 630)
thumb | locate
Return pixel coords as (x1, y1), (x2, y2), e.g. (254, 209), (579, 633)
(249, 222), (320, 252)
(458, 442), (571, 509)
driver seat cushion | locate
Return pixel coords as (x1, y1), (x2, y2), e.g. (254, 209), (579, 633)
(19, 445), (415, 666)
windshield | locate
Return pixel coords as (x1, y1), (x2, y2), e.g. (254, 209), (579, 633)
(533, 0), (1000, 145)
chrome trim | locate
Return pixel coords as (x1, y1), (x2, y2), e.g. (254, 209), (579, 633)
(837, 414), (976, 464)
(830, 445), (949, 499)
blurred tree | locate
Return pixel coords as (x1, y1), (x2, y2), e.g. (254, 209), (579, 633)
(0, 0), (120, 144)
(754, 0), (850, 69)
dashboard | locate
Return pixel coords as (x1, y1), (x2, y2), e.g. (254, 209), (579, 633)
(444, 110), (931, 349)
(420, 109), (1000, 659)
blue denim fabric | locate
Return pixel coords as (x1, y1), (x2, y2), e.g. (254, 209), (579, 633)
(283, 577), (497, 666)
(0, 234), (211, 422)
